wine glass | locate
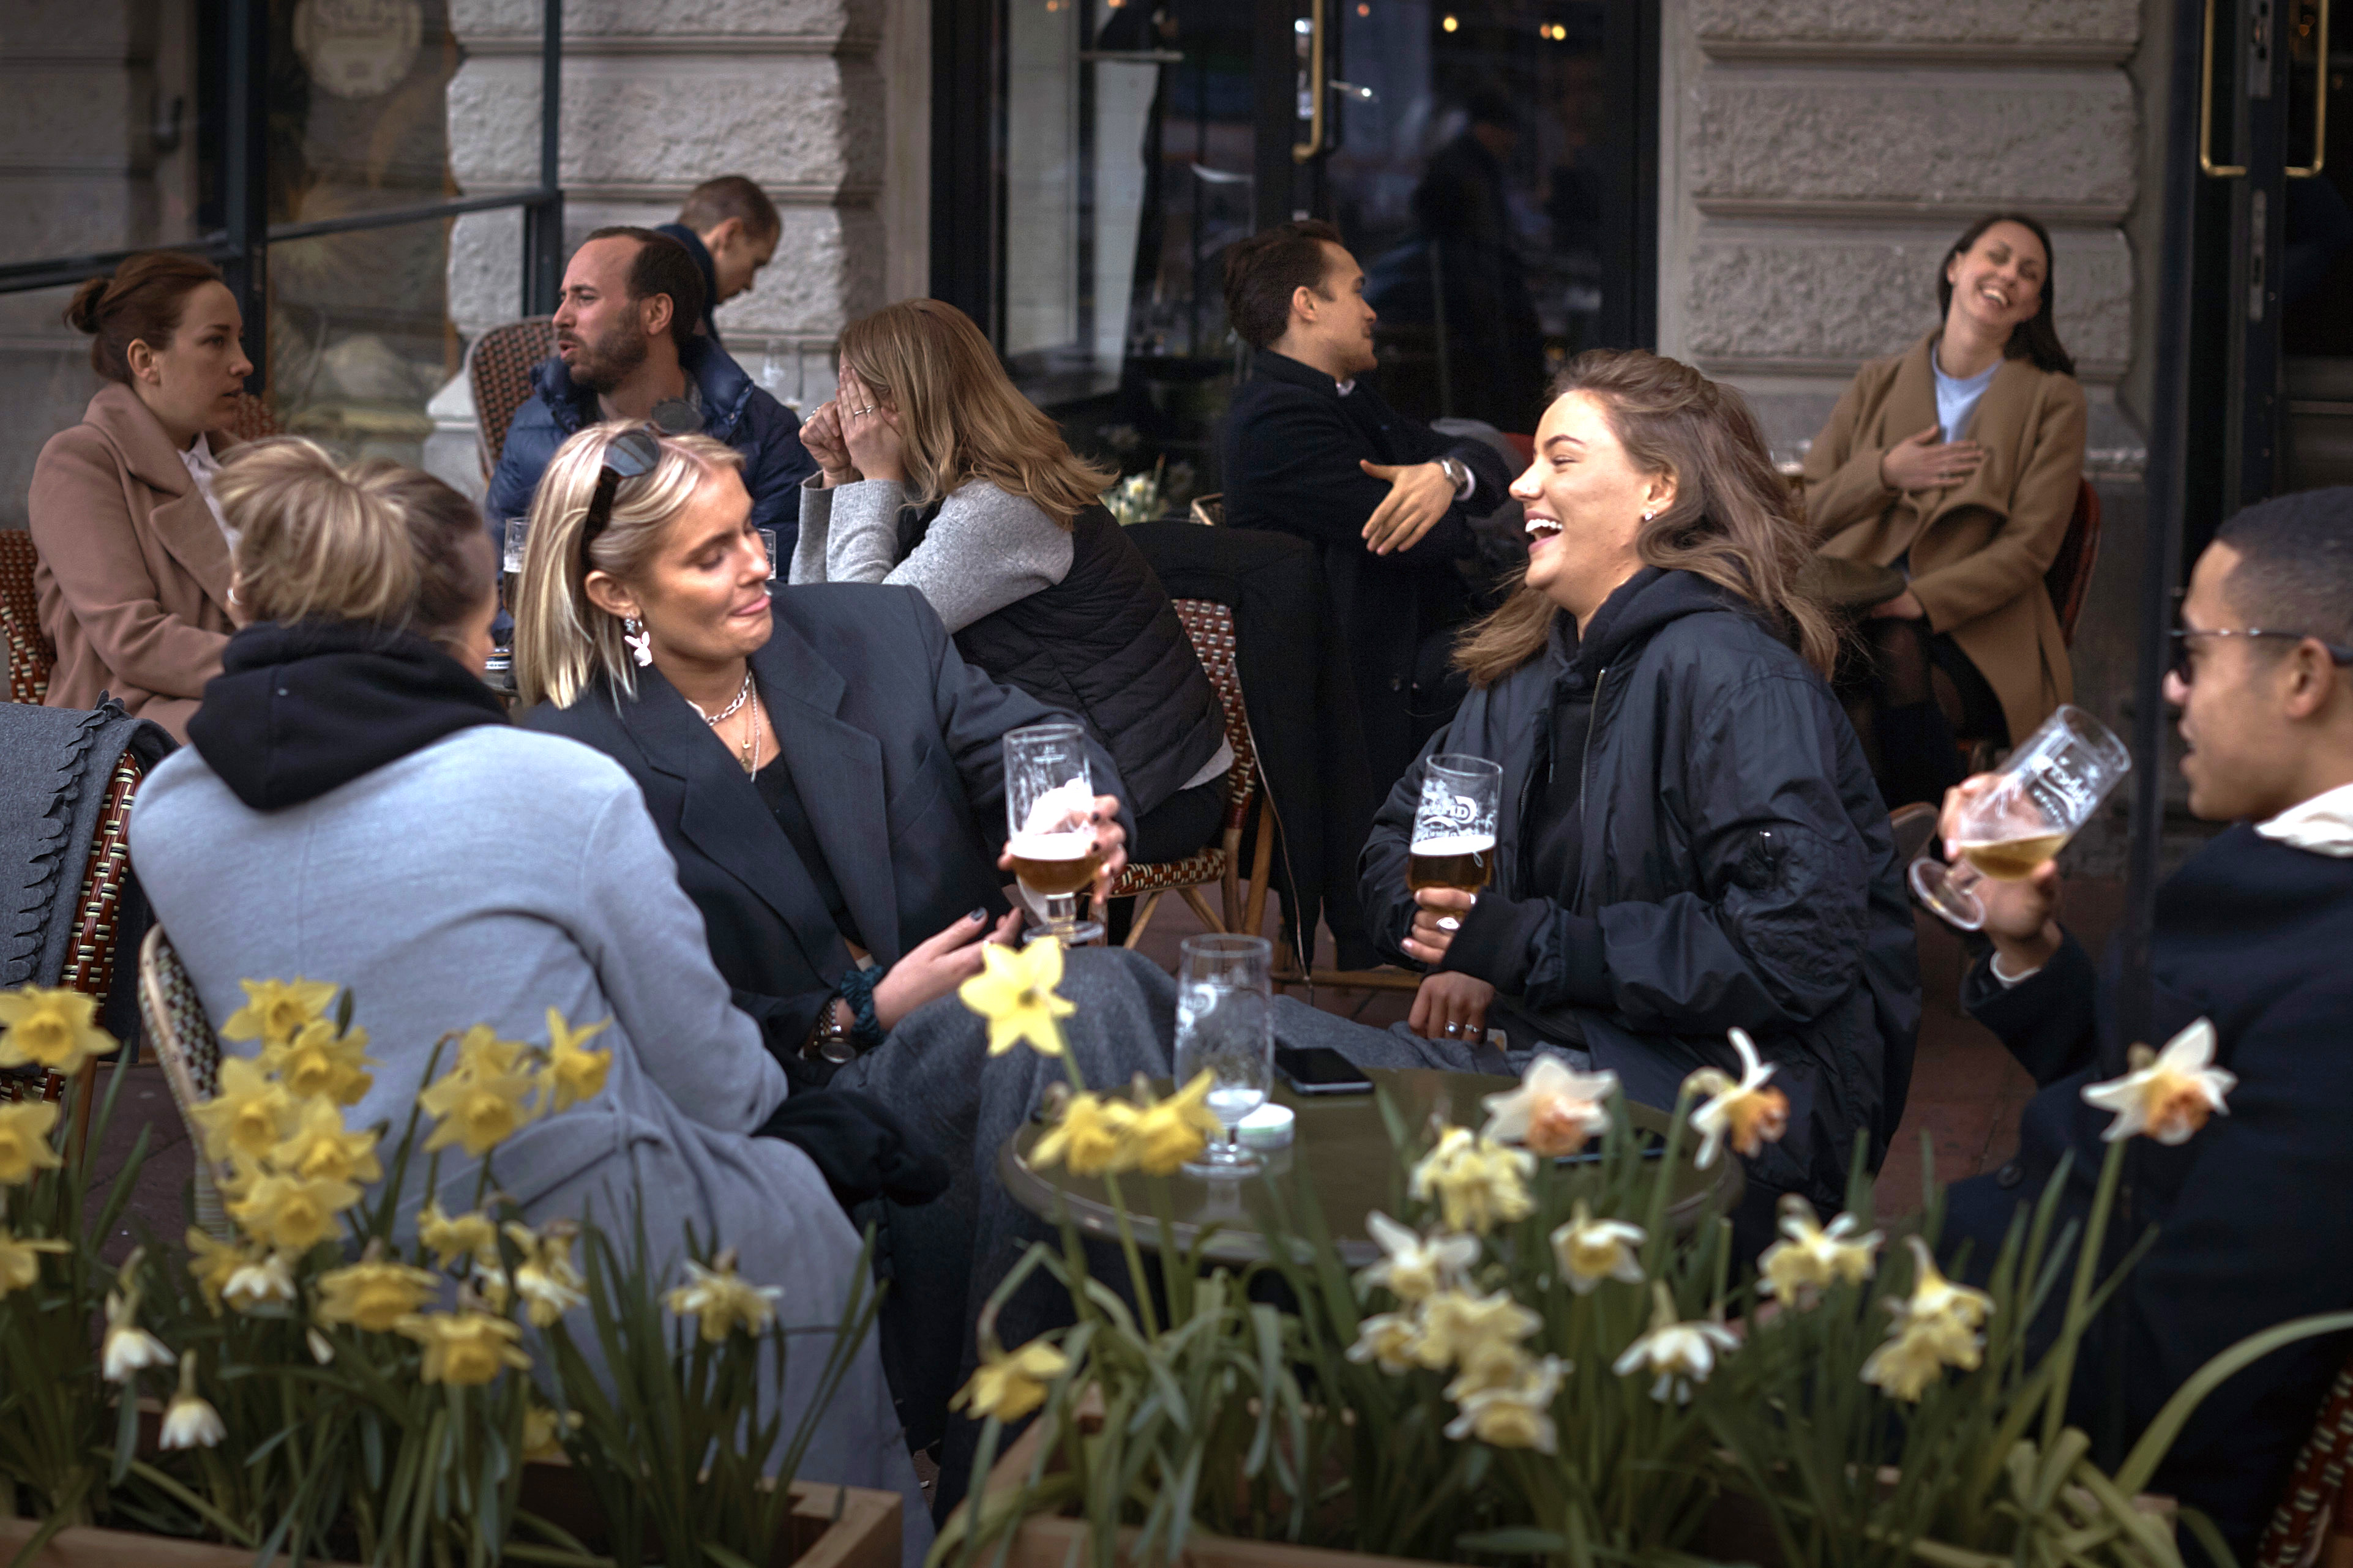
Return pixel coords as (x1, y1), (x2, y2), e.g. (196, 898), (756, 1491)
(1410, 755), (1502, 927)
(1173, 935), (1274, 1176)
(1910, 703), (2131, 931)
(1003, 722), (1105, 946)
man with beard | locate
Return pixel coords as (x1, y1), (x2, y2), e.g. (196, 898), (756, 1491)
(487, 226), (813, 570)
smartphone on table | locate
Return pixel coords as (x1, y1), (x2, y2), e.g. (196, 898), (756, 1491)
(1274, 1046), (1375, 1096)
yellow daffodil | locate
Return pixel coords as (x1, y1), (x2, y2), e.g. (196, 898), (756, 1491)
(951, 1337), (1068, 1423)
(272, 1097), (381, 1186)
(316, 1260), (440, 1333)
(1858, 1322), (1951, 1401)
(102, 1258), (174, 1383)
(2081, 1018), (2235, 1146)
(1128, 1070), (1222, 1175)
(1344, 1311), (1420, 1373)
(1444, 1340), (1536, 1403)
(228, 1170), (360, 1253)
(1550, 1200), (1647, 1295)
(0, 1099), (64, 1185)
(506, 1222), (588, 1327)
(189, 1056), (301, 1165)
(264, 1018), (374, 1106)
(664, 1253), (783, 1343)
(182, 1228), (249, 1312)
(1028, 1091), (1140, 1178)
(417, 1201), (500, 1271)
(0, 985), (113, 1078)
(958, 939), (1074, 1058)
(523, 1404), (582, 1460)
(1355, 1211), (1478, 1304)
(222, 977), (340, 1047)
(544, 1010), (612, 1112)
(1411, 1287), (1541, 1374)
(1444, 1353), (1565, 1454)
(222, 1250), (298, 1312)
(159, 1352), (226, 1450)
(1479, 1054), (1618, 1157)
(1859, 1236), (1994, 1402)
(1757, 1196), (1882, 1309)
(1408, 1126), (1534, 1235)
(0, 1226), (69, 1294)
(1610, 1281), (1738, 1404)
(396, 1310), (531, 1386)
(1686, 1028), (1790, 1169)
(419, 1026), (542, 1157)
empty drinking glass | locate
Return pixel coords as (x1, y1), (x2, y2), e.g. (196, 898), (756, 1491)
(499, 516), (531, 618)
(1910, 703), (2131, 931)
(1173, 934), (1275, 1176)
(1003, 722), (1105, 946)
(758, 527), (779, 583)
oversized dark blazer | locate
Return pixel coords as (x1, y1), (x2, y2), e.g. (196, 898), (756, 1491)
(1800, 332), (2086, 744)
(28, 382), (242, 741)
(524, 582), (1133, 1059)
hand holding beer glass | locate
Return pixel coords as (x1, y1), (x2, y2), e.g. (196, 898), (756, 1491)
(1403, 755), (1503, 961)
(1910, 703), (2130, 931)
(1004, 722), (1108, 946)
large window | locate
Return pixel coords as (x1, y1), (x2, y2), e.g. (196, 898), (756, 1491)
(0, 0), (561, 519)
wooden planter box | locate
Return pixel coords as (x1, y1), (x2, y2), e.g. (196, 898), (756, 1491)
(0, 1466), (902, 1568)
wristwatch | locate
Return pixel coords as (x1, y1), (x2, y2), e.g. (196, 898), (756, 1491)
(801, 999), (857, 1064)
(1435, 454), (1471, 498)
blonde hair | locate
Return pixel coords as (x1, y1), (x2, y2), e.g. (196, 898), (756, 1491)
(217, 437), (490, 646)
(511, 424), (744, 709)
(839, 299), (1114, 523)
(1455, 350), (1837, 687)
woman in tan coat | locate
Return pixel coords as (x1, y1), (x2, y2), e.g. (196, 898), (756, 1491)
(1803, 212), (2086, 806)
(28, 252), (253, 741)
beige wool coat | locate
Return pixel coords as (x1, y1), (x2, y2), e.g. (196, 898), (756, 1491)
(28, 383), (241, 741)
(1801, 332), (2087, 745)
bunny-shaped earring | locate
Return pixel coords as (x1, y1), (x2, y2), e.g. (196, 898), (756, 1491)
(623, 616), (653, 668)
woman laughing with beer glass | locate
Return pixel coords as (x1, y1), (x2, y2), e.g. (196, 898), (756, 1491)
(511, 422), (1182, 1463)
(1356, 350), (1922, 1214)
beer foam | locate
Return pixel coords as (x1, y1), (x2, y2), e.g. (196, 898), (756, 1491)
(1410, 834), (1495, 856)
(1009, 831), (1094, 860)
(1019, 778), (1094, 837)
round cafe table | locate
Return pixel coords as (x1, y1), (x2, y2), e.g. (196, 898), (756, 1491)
(998, 1068), (1742, 1267)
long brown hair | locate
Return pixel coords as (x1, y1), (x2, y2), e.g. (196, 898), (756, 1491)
(1938, 212), (2074, 378)
(837, 300), (1113, 523)
(1455, 349), (1836, 687)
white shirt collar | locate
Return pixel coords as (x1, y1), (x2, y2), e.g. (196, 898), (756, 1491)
(2256, 779), (2353, 857)
(178, 431), (238, 549)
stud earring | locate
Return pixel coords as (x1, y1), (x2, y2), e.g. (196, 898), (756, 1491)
(623, 616), (653, 667)
(1640, 509), (1656, 523)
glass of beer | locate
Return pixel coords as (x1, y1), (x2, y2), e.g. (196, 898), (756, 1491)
(501, 515), (531, 618)
(1409, 756), (1503, 918)
(1173, 934), (1275, 1175)
(1004, 722), (1107, 946)
(1910, 704), (2131, 931)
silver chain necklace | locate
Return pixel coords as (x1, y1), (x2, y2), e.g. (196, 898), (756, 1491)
(688, 670), (754, 727)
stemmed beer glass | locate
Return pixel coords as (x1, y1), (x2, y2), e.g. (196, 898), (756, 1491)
(1910, 703), (2131, 931)
(1173, 934), (1275, 1176)
(1409, 756), (1503, 919)
(1003, 722), (1105, 946)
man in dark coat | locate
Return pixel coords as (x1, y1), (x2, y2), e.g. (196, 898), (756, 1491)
(1943, 492), (2353, 1558)
(485, 226), (813, 564)
(654, 174), (782, 346)
(1219, 220), (1514, 797)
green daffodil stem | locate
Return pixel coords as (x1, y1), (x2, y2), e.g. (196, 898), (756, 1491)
(2043, 1135), (2127, 1452)
(1099, 1171), (1158, 1340)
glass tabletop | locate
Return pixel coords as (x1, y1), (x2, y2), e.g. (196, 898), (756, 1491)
(998, 1068), (1742, 1268)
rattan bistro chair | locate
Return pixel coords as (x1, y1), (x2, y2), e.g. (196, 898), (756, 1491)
(1112, 599), (1274, 949)
(467, 318), (559, 477)
(137, 926), (229, 1240)
(2, 529), (54, 705)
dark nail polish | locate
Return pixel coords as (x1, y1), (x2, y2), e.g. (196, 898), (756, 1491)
(970, 908), (987, 922)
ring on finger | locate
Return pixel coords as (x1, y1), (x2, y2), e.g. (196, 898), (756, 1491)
(1435, 915), (1462, 933)
(1443, 1021), (1461, 1036)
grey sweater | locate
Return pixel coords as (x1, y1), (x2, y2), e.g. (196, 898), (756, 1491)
(791, 476), (1072, 633)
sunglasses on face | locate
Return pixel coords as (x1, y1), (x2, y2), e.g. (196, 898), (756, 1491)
(2168, 625), (2353, 686)
(577, 425), (664, 578)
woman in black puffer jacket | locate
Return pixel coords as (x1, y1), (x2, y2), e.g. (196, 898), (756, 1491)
(1360, 349), (1921, 1211)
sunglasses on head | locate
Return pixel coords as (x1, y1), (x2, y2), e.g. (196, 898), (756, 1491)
(577, 425), (664, 578)
(2168, 625), (2353, 685)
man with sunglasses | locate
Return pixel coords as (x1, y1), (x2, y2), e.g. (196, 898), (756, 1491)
(1936, 490), (2353, 1557)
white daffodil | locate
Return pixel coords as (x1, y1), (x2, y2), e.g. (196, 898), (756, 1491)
(101, 1291), (174, 1382)
(1345, 1311), (1421, 1373)
(1479, 1054), (1619, 1156)
(1549, 1200), (1646, 1294)
(1444, 1353), (1567, 1454)
(2080, 1018), (2235, 1146)
(1757, 1196), (1882, 1308)
(1610, 1280), (1738, 1404)
(1408, 1127), (1535, 1235)
(1685, 1028), (1790, 1169)
(222, 1250), (297, 1313)
(159, 1351), (226, 1450)
(1355, 1211), (1479, 1305)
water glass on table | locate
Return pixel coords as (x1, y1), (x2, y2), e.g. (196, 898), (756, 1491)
(1173, 934), (1275, 1176)
(1409, 755), (1503, 930)
(1003, 722), (1106, 946)
(1909, 703), (2131, 931)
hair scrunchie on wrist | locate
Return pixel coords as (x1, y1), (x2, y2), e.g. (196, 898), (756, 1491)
(835, 965), (886, 1053)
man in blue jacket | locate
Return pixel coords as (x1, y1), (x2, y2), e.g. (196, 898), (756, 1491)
(485, 226), (813, 567)
(1946, 491), (2353, 1557)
